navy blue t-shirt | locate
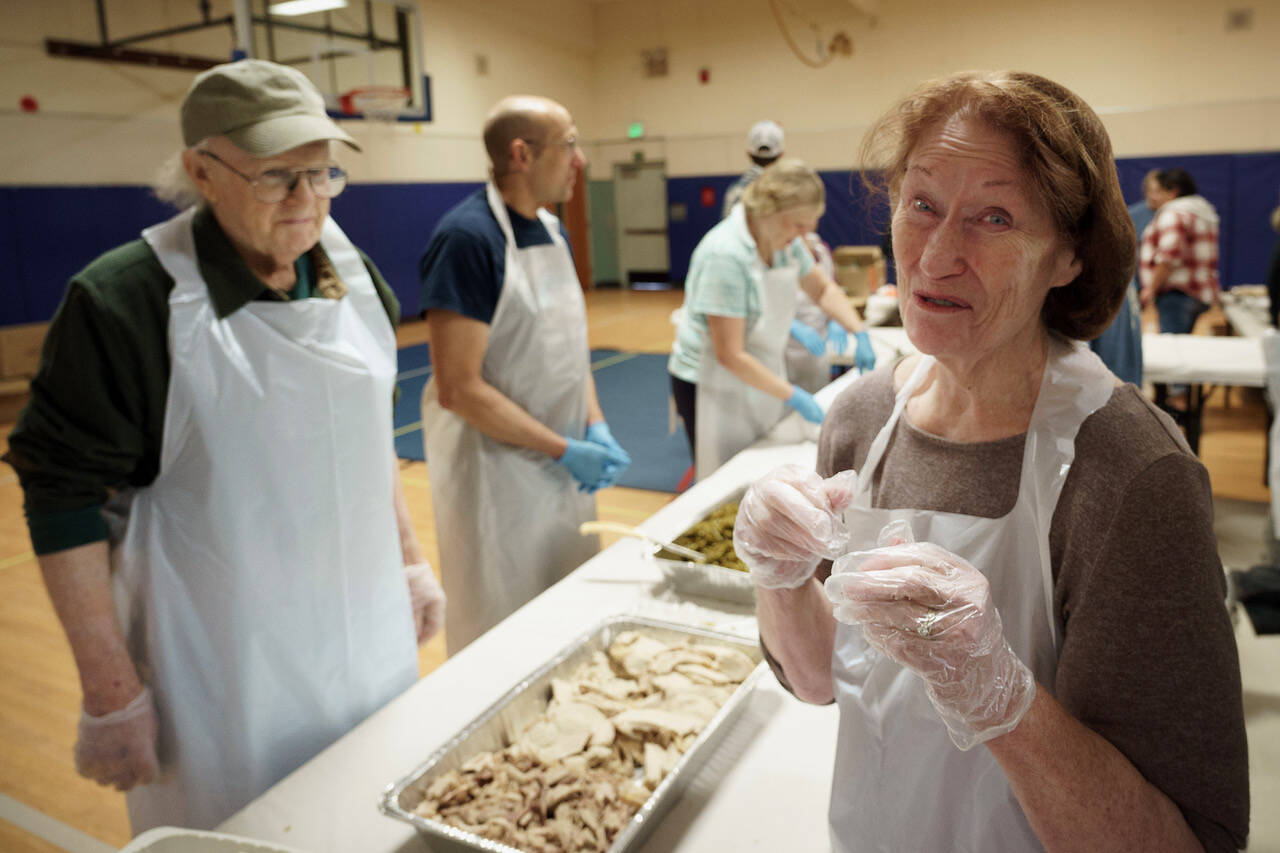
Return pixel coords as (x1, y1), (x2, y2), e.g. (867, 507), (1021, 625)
(417, 189), (570, 323)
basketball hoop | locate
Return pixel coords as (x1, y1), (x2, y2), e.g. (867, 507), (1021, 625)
(339, 86), (410, 122)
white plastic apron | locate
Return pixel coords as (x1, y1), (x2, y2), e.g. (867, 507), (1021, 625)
(695, 262), (798, 480)
(421, 183), (596, 654)
(113, 207), (418, 832)
(829, 340), (1114, 853)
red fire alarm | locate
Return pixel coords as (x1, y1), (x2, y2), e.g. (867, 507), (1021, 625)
(700, 186), (716, 208)
(19, 95), (38, 113)
(698, 67), (710, 84)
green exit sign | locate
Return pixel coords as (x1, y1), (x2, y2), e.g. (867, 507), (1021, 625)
(627, 122), (645, 139)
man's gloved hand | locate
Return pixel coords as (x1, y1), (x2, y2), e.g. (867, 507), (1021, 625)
(825, 540), (1036, 750)
(790, 319), (826, 356)
(75, 686), (160, 791)
(826, 319), (849, 355)
(405, 561), (446, 644)
(559, 437), (630, 493)
(853, 330), (876, 373)
(584, 422), (631, 489)
(785, 386), (825, 424)
(733, 464), (859, 589)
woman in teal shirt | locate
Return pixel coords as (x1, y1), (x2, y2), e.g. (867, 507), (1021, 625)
(668, 159), (876, 479)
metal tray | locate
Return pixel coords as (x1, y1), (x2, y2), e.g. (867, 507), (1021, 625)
(379, 616), (766, 853)
(649, 490), (754, 605)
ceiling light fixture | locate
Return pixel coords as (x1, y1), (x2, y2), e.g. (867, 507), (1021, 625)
(269, 0), (348, 16)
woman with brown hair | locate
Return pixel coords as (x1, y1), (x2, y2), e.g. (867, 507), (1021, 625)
(734, 71), (1248, 851)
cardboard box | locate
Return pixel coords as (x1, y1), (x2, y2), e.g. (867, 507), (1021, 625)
(832, 246), (886, 305)
(0, 322), (48, 379)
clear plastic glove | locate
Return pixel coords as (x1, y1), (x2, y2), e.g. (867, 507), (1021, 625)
(405, 561), (446, 643)
(785, 386), (825, 424)
(584, 422), (631, 489)
(824, 535), (1036, 750)
(733, 464), (859, 588)
(826, 319), (850, 355)
(853, 330), (876, 373)
(790, 319), (826, 356)
(75, 685), (160, 791)
(559, 437), (629, 494)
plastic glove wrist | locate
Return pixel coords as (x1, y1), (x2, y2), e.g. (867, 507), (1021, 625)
(924, 642), (1036, 750)
(405, 562), (446, 644)
(76, 684), (159, 791)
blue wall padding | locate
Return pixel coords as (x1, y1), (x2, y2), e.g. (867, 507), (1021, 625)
(664, 175), (738, 283)
(332, 181), (481, 317)
(0, 186), (172, 326)
(5, 152), (1279, 327)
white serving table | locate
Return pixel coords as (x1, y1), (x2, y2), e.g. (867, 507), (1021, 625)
(1220, 287), (1271, 339)
(215, 376), (866, 853)
(1141, 333), (1265, 389)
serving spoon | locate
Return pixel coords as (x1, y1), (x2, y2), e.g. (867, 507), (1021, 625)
(578, 521), (708, 563)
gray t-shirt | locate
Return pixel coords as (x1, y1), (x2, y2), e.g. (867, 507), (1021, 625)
(774, 360), (1249, 851)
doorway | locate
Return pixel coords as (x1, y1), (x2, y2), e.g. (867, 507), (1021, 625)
(613, 160), (670, 288)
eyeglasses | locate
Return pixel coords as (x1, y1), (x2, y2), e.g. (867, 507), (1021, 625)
(198, 149), (348, 203)
(519, 135), (580, 155)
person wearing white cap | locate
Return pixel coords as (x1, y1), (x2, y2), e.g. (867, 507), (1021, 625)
(4, 58), (444, 832)
(722, 119), (786, 218)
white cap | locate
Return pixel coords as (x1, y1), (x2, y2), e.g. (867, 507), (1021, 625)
(746, 120), (784, 158)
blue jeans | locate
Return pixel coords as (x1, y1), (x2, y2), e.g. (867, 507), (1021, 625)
(1156, 289), (1208, 335)
(1156, 289), (1209, 396)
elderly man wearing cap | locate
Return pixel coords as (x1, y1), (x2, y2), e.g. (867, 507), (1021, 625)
(721, 119), (785, 218)
(4, 59), (444, 832)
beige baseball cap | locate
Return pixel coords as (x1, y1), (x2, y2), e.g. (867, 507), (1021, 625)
(181, 59), (360, 156)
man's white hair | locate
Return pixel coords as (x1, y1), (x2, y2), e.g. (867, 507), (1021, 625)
(152, 149), (204, 209)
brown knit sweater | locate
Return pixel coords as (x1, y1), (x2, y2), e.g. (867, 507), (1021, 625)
(770, 360), (1249, 851)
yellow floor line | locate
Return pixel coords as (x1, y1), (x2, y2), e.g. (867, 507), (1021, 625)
(0, 550), (34, 571)
(591, 351), (640, 371)
(394, 420), (422, 437)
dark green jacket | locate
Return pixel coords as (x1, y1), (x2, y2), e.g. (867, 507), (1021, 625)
(5, 206), (399, 554)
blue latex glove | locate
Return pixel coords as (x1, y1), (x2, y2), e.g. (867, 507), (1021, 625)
(584, 421), (631, 488)
(826, 319), (850, 355)
(790, 319), (826, 356)
(559, 437), (630, 493)
(785, 386), (825, 424)
(854, 330), (876, 373)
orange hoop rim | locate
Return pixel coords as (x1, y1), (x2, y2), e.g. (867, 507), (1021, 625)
(338, 86), (411, 120)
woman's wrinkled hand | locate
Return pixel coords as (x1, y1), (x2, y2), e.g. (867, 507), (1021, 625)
(825, 541), (1036, 750)
(733, 464), (858, 589)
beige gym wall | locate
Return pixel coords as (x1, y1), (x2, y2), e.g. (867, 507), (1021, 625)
(1, 0), (1277, 185)
(587, 0), (1280, 176)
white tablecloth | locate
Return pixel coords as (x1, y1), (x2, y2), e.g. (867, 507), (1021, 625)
(846, 327), (1268, 391)
(217, 423), (850, 851)
(1141, 333), (1266, 388)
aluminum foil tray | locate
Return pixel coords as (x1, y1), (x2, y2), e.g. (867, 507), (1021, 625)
(650, 490), (754, 606)
(379, 615), (766, 853)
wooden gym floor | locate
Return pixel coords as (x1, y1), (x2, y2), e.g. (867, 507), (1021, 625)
(0, 288), (1275, 851)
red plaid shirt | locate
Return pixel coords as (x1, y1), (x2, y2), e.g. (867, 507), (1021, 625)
(1139, 195), (1220, 304)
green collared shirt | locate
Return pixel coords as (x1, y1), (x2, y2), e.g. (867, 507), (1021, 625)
(5, 206), (400, 555)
